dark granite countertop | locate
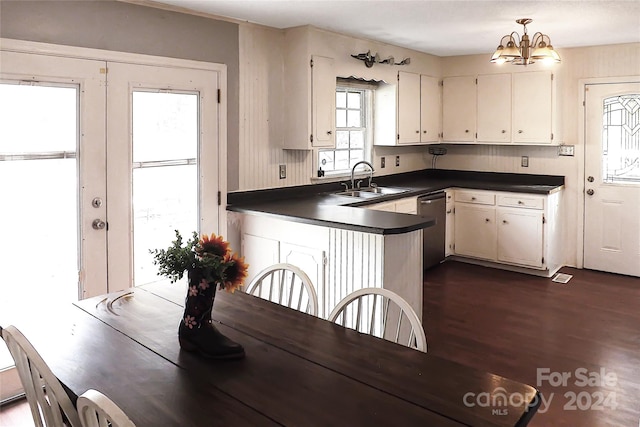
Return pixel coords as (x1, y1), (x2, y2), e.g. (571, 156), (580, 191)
(227, 169), (564, 235)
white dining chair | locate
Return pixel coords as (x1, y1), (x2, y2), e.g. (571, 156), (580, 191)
(0, 325), (82, 427)
(77, 389), (135, 427)
(328, 288), (427, 352)
(246, 263), (319, 316)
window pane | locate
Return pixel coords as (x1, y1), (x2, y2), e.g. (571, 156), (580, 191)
(602, 95), (640, 183)
(347, 92), (361, 108)
(133, 165), (198, 286)
(0, 84), (77, 153)
(133, 92), (198, 162)
(336, 109), (347, 128)
(336, 131), (349, 148)
(336, 92), (346, 109)
(335, 150), (349, 170)
(350, 131), (364, 148)
(350, 149), (364, 164)
(319, 151), (335, 171)
(347, 110), (361, 127)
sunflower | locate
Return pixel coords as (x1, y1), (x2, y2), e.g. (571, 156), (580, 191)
(222, 253), (249, 293)
(197, 233), (230, 258)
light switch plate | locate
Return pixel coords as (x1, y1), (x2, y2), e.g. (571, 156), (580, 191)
(395, 155), (400, 167)
(521, 156), (529, 167)
(381, 157), (385, 168)
(279, 164), (286, 179)
(558, 145), (575, 156)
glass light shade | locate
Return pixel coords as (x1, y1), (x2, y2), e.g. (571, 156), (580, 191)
(501, 41), (522, 58)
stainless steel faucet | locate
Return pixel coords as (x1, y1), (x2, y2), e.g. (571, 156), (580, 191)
(351, 160), (375, 190)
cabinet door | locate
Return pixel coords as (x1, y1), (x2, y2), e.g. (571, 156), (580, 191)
(454, 204), (497, 260)
(497, 208), (544, 267)
(280, 243), (326, 317)
(442, 76), (476, 142)
(477, 74), (511, 142)
(420, 75), (441, 143)
(445, 200), (454, 257)
(312, 55), (335, 148)
(397, 71), (421, 144)
(512, 71), (553, 143)
(242, 234), (280, 284)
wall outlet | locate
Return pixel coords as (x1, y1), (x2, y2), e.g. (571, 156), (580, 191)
(558, 145), (575, 156)
(395, 155), (400, 167)
(279, 164), (286, 179)
(381, 157), (385, 168)
(521, 156), (529, 167)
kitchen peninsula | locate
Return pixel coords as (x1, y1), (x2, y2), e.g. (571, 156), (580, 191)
(228, 169), (564, 319)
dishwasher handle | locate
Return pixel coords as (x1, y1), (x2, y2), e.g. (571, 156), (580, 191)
(418, 192), (445, 203)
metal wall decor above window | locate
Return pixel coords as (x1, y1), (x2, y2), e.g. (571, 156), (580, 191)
(602, 94), (640, 184)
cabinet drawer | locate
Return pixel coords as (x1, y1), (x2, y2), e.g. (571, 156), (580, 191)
(497, 194), (544, 210)
(455, 191), (495, 205)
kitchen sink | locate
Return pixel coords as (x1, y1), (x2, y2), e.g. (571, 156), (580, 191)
(334, 186), (411, 198)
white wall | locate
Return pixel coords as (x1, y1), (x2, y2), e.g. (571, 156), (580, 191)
(439, 43), (640, 267)
(238, 24), (441, 191)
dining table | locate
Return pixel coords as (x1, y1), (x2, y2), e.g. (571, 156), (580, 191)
(4, 282), (541, 426)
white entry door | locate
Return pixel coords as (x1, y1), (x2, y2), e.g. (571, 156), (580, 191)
(0, 51), (107, 401)
(106, 62), (222, 289)
(584, 81), (640, 277)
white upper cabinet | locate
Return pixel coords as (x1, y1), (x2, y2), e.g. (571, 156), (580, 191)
(442, 71), (556, 145)
(512, 71), (554, 144)
(382, 72), (441, 146)
(442, 75), (476, 142)
(476, 74), (511, 143)
(397, 71), (421, 144)
(283, 27), (336, 150)
(420, 75), (441, 143)
(311, 55), (336, 148)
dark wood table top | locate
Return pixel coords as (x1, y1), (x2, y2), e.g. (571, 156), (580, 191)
(64, 282), (541, 427)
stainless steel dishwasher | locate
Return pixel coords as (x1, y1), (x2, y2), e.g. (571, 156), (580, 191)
(418, 192), (446, 270)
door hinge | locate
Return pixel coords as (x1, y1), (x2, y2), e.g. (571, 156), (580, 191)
(551, 74), (554, 81)
(217, 89), (221, 103)
(542, 256), (545, 264)
(310, 58), (314, 68)
(217, 191), (222, 206)
(475, 78), (478, 84)
(542, 215), (546, 224)
(397, 134), (400, 140)
(310, 134), (314, 143)
(475, 132), (478, 138)
(551, 133), (554, 140)
(439, 80), (443, 87)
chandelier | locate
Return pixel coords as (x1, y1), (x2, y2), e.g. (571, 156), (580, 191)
(490, 18), (561, 66)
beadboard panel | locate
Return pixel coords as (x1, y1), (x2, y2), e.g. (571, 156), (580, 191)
(440, 43), (640, 268)
(238, 24), (314, 190)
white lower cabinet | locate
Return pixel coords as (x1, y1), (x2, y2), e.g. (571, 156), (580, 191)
(279, 242), (325, 306)
(454, 203), (497, 261)
(452, 188), (562, 276)
(497, 208), (543, 267)
(445, 190), (454, 257)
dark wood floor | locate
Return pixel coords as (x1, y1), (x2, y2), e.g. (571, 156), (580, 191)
(3, 261), (639, 427)
(424, 261), (640, 427)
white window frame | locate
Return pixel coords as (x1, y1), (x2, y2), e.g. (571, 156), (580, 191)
(315, 80), (374, 180)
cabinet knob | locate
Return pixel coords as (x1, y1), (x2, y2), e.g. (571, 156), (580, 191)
(327, 130), (332, 135)
(503, 220), (508, 224)
(471, 197), (476, 201)
(423, 130), (427, 133)
(465, 129), (469, 133)
(485, 218), (490, 223)
(502, 130), (506, 134)
(446, 209), (452, 214)
(518, 130), (524, 134)
(518, 200), (523, 205)
(416, 130), (420, 134)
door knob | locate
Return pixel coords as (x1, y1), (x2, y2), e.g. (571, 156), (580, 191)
(587, 176), (594, 182)
(586, 189), (594, 196)
(92, 219), (106, 230)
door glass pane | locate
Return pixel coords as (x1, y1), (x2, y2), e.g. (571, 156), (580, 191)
(0, 83), (79, 370)
(132, 91), (199, 286)
(602, 94), (640, 183)
(133, 92), (198, 162)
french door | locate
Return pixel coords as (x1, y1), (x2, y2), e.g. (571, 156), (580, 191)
(0, 48), (223, 401)
(584, 81), (640, 277)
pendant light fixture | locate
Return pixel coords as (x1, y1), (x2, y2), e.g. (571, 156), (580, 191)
(490, 19), (561, 65)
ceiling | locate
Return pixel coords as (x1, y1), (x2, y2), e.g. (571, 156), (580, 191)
(149, 0), (640, 57)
